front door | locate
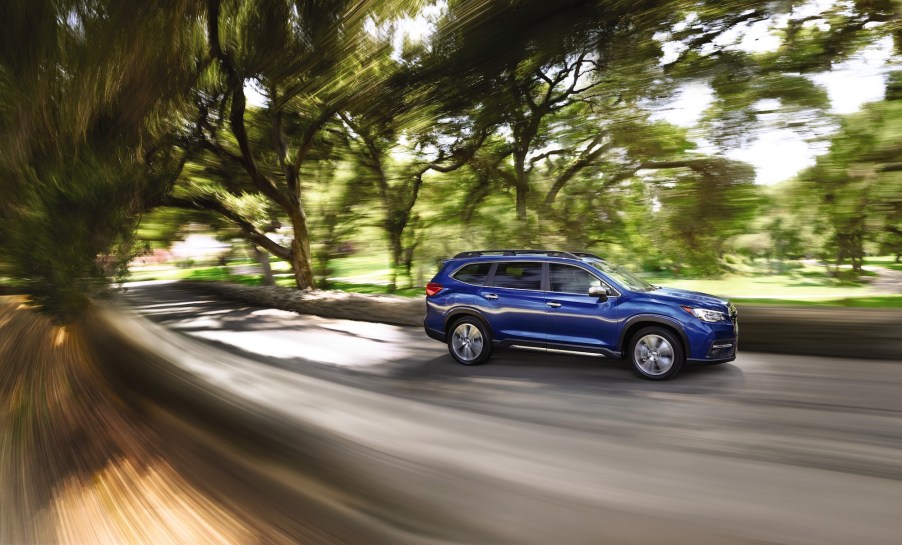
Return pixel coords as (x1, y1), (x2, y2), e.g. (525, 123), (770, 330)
(544, 263), (619, 351)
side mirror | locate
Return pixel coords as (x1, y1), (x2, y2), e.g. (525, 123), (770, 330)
(588, 286), (608, 301)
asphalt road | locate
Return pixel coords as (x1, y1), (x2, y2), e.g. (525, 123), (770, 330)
(110, 282), (902, 545)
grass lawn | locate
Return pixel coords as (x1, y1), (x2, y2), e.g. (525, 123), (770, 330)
(642, 274), (874, 300)
(326, 254), (394, 281)
(730, 295), (902, 308)
(866, 256), (902, 272)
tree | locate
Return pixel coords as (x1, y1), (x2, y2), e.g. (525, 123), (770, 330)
(338, 109), (486, 291)
(167, 0), (419, 289)
(794, 71), (902, 274)
(0, 0), (202, 319)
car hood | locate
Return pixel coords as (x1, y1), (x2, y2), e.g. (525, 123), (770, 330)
(646, 287), (730, 310)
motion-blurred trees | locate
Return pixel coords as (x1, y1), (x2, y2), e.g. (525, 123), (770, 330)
(339, 104), (486, 292)
(164, 0), (417, 289)
(794, 71), (902, 274)
(0, 0), (202, 318)
(2, 0), (900, 318)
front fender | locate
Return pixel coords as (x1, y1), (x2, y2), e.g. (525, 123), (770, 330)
(618, 313), (691, 355)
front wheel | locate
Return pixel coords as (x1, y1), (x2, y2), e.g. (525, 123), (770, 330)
(447, 317), (493, 365)
(629, 327), (684, 380)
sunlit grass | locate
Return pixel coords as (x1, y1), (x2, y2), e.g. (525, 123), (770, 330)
(866, 256), (902, 272)
(644, 274), (874, 299)
(731, 295), (902, 308)
(327, 254), (395, 282)
(324, 281), (422, 297)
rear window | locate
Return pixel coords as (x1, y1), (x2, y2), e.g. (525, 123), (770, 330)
(492, 262), (543, 291)
(452, 263), (493, 285)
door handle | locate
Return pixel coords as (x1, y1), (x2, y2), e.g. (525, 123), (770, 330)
(546, 301), (561, 308)
(483, 293), (499, 300)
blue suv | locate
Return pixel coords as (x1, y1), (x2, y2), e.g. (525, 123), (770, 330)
(424, 250), (738, 380)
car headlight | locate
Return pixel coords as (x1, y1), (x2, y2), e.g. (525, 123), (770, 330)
(681, 306), (726, 323)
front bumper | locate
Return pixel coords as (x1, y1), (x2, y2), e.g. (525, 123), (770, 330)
(684, 312), (738, 363)
(687, 335), (737, 364)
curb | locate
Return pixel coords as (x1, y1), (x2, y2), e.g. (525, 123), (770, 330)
(175, 281), (902, 360)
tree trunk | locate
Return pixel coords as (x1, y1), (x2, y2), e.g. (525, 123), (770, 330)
(513, 152), (529, 223)
(515, 186), (529, 222)
(403, 244), (415, 288)
(251, 245), (275, 286)
(288, 213), (316, 290)
(388, 232), (403, 294)
(289, 247), (315, 290)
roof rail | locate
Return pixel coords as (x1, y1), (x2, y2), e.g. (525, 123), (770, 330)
(570, 252), (604, 260)
(452, 249), (580, 259)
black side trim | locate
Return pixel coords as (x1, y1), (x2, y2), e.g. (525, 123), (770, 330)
(493, 339), (546, 350)
(492, 339), (621, 359)
(545, 342), (620, 359)
(619, 314), (691, 354)
(687, 356), (736, 365)
(424, 326), (446, 343)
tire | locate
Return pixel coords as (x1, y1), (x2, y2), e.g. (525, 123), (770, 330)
(447, 317), (493, 365)
(628, 326), (684, 380)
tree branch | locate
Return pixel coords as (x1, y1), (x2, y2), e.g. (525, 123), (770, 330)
(543, 136), (611, 207)
(294, 105), (340, 176)
(163, 194), (292, 261)
(206, 0), (288, 210)
(527, 149), (567, 172)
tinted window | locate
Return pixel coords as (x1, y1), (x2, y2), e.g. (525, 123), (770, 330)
(493, 262), (543, 291)
(549, 264), (601, 294)
(584, 259), (653, 292)
(452, 263), (493, 285)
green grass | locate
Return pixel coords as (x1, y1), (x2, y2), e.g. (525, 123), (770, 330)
(320, 281), (422, 297)
(326, 254), (394, 282)
(866, 256), (902, 272)
(642, 273), (872, 300)
(731, 295), (902, 308)
(184, 266), (263, 286)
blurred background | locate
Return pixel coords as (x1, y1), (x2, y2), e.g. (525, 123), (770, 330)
(1, 1), (901, 544)
(0, 0), (899, 311)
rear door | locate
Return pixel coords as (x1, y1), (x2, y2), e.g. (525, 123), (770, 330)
(544, 263), (620, 351)
(478, 261), (547, 344)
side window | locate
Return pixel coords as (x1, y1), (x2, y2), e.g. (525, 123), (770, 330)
(452, 263), (493, 285)
(493, 262), (543, 291)
(549, 264), (601, 294)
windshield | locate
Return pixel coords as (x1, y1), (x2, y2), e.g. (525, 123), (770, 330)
(585, 259), (656, 292)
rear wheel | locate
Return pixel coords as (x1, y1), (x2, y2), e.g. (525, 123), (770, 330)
(629, 327), (684, 380)
(447, 317), (493, 365)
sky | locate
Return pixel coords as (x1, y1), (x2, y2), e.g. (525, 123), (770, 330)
(652, 36), (895, 185)
(245, 1), (897, 186)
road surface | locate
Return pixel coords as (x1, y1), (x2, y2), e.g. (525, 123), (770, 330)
(108, 282), (902, 545)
